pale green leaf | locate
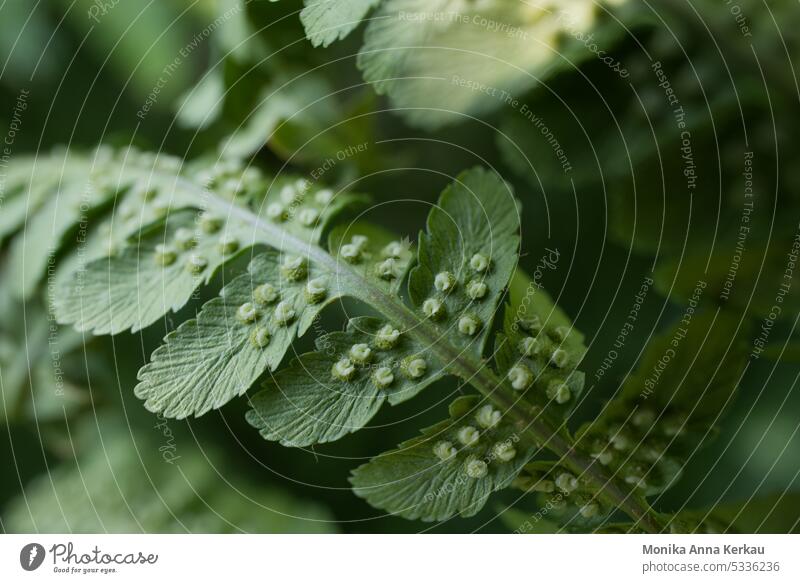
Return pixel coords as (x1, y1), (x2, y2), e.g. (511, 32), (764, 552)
(301, 0), (380, 48)
(7, 182), (116, 299)
(52, 181), (176, 291)
(328, 221), (415, 295)
(176, 69), (225, 130)
(212, 0), (270, 63)
(134, 219), (402, 419)
(0, 153), (84, 245)
(135, 250), (341, 418)
(54, 209), (255, 335)
(54, 164), (366, 334)
(251, 168), (521, 449)
(358, 0), (630, 128)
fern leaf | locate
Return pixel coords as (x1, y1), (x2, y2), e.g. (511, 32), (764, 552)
(54, 161), (365, 334)
(408, 166), (519, 357)
(55, 209), (253, 334)
(328, 221), (415, 295)
(135, 250), (338, 418)
(6, 146), (664, 529)
(301, 0), (381, 48)
(0, 154), (68, 244)
(2, 151), (118, 297)
(136, 221), (412, 418)
(350, 396), (535, 521)
(246, 316), (443, 446)
(247, 167), (518, 447)
(494, 280), (587, 423)
(51, 180), (174, 292)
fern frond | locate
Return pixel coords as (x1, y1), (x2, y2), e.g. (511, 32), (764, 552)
(9, 146), (664, 529)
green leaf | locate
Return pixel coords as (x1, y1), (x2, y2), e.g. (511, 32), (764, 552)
(3, 416), (335, 533)
(328, 221), (415, 295)
(0, 153), (83, 246)
(51, 180), (177, 292)
(577, 311), (749, 496)
(494, 274), (587, 424)
(409, 166), (519, 358)
(176, 69), (225, 130)
(5, 148), (207, 302)
(55, 209), (255, 335)
(0, 188), (31, 245)
(54, 161), (365, 334)
(247, 316), (442, 446)
(135, 250), (341, 418)
(212, 0), (270, 63)
(351, 396), (535, 521)
(301, 0), (380, 48)
(358, 0), (630, 128)
(7, 181), (117, 299)
(509, 459), (622, 529)
(136, 219), (409, 419)
(248, 168), (521, 449)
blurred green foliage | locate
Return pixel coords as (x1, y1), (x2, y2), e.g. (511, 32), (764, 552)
(1, 0), (798, 532)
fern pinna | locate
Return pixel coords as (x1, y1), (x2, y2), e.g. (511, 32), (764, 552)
(1, 146), (744, 533)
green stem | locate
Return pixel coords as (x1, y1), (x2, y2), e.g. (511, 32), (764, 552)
(191, 176), (665, 532)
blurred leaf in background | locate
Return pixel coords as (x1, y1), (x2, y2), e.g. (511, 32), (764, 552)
(3, 414), (336, 533)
